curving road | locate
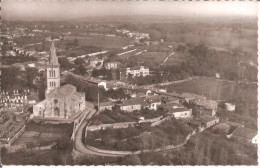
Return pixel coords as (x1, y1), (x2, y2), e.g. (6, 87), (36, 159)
(73, 107), (127, 157)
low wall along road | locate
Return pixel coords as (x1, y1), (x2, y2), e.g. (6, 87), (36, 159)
(81, 114), (193, 156)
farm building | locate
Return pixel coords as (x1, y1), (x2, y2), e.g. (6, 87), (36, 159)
(115, 99), (142, 112)
(143, 95), (162, 110)
(166, 107), (192, 119)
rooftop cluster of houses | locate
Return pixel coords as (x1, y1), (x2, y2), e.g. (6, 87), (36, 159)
(97, 89), (218, 121)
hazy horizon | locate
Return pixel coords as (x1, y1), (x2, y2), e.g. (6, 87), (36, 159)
(2, 0), (258, 21)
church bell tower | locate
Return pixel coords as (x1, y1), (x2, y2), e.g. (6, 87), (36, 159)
(45, 41), (60, 96)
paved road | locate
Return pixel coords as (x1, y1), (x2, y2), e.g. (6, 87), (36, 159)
(73, 107), (126, 157)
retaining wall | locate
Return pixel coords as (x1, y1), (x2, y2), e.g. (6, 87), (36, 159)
(87, 116), (163, 131)
(8, 125), (26, 146)
(84, 132), (193, 155)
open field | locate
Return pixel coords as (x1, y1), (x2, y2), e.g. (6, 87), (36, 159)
(59, 45), (104, 57)
(65, 35), (132, 49)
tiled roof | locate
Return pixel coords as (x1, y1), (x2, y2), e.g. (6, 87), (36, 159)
(191, 99), (218, 110)
(117, 98), (142, 106)
(145, 95), (161, 103)
(47, 84), (76, 98)
(233, 127), (257, 139)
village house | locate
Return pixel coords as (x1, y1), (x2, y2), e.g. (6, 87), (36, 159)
(161, 101), (192, 119)
(115, 99), (142, 112)
(168, 107), (192, 119)
(228, 127), (258, 144)
(144, 95), (162, 110)
(190, 99), (218, 117)
(126, 66), (149, 77)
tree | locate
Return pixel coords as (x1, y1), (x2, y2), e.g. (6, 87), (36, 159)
(25, 67), (38, 88)
(78, 64), (86, 75)
(123, 155), (142, 165)
(74, 58), (85, 65)
(116, 69), (120, 80)
(74, 38), (79, 46)
(58, 57), (75, 70)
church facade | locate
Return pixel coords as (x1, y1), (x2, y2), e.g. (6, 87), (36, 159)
(33, 41), (86, 119)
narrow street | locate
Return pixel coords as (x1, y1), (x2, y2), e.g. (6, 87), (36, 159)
(73, 107), (126, 157)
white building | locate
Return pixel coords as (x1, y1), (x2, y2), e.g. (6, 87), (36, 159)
(169, 107), (192, 119)
(225, 103), (235, 111)
(126, 66), (149, 77)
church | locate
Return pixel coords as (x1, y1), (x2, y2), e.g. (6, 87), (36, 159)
(33, 41), (86, 119)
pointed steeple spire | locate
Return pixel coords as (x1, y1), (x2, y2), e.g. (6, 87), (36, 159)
(48, 41), (59, 65)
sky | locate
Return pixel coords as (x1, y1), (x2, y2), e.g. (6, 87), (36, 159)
(2, 0), (258, 21)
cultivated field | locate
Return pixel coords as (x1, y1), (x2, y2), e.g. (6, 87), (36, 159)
(13, 121), (73, 145)
(65, 35), (132, 49)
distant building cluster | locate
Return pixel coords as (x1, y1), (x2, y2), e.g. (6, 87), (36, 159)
(116, 29), (150, 40)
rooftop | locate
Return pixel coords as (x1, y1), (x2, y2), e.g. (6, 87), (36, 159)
(117, 98), (142, 106)
(47, 84), (76, 98)
(191, 99), (218, 110)
(145, 95), (161, 103)
(233, 127), (257, 139)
